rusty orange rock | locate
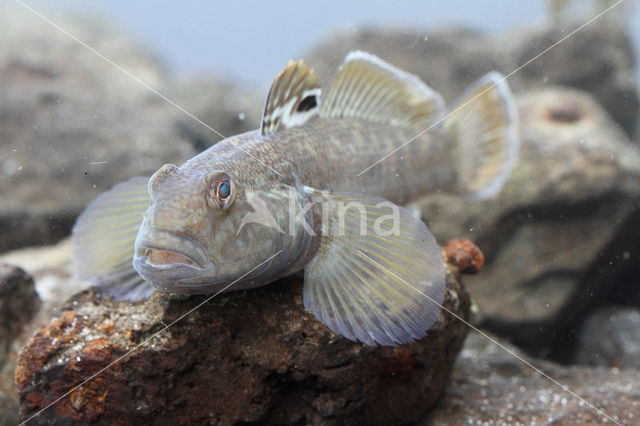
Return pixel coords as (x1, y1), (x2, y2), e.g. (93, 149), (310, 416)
(14, 310), (83, 389)
(442, 238), (485, 275)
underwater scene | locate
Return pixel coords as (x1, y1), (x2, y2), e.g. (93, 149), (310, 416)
(1, 1), (640, 424)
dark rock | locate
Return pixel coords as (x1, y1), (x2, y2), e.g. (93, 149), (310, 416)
(0, 265), (40, 426)
(16, 246), (471, 425)
(426, 331), (640, 425)
(0, 265), (40, 353)
(412, 88), (640, 359)
(576, 305), (640, 369)
(303, 22), (639, 138)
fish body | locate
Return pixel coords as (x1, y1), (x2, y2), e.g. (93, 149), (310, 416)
(182, 118), (453, 204)
(73, 51), (518, 345)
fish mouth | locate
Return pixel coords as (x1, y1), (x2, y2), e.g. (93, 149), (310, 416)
(133, 226), (217, 291)
(145, 249), (200, 268)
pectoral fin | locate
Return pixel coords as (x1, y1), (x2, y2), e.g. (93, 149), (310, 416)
(71, 176), (155, 301)
(302, 191), (445, 346)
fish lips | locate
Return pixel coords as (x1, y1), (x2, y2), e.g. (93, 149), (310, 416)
(133, 226), (217, 291)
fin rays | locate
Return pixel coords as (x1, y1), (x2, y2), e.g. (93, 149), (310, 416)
(444, 72), (519, 199)
(303, 192), (445, 346)
(320, 51), (445, 129)
(261, 60), (322, 135)
(72, 176), (156, 301)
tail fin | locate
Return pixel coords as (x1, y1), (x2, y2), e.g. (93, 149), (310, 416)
(443, 72), (519, 200)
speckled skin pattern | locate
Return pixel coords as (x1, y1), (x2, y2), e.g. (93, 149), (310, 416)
(187, 118), (454, 202)
(140, 117), (454, 292)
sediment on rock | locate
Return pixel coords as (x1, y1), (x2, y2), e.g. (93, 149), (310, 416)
(16, 249), (471, 425)
(426, 331), (640, 425)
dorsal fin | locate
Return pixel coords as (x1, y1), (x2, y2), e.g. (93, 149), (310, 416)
(319, 51), (445, 129)
(260, 59), (322, 135)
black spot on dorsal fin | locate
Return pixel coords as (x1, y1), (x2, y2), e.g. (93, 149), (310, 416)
(260, 60), (322, 136)
(296, 95), (318, 112)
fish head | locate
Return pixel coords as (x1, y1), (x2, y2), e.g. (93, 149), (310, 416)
(133, 163), (308, 293)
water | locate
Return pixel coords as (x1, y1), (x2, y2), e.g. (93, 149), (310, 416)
(3, 1), (640, 424)
(29, 1), (640, 86)
(31, 0), (548, 84)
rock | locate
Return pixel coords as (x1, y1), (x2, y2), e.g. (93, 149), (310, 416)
(304, 25), (640, 359)
(413, 88), (640, 359)
(514, 21), (639, 138)
(15, 243), (473, 425)
(0, 6), (261, 254)
(303, 22), (639, 138)
(0, 240), (84, 425)
(0, 265), (40, 426)
(426, 331), (640, 425)
(0, 6), (194, 253)
(0, 265), (40, 353)
(576, 305), (640, 369)
(0, 239), (81, 306)
(304, 27), (506, 105)
(169, 77), (262, 152)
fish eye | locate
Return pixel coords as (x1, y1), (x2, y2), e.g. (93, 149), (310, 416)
(217, 182), (231, 199)
(205, 171), (236, 210)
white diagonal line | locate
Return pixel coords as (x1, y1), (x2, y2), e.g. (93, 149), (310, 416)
(356, 0), (625, 177)
(19, 250), (283, 425)
(13, 0), (627, 424)
(14, 0), (282, 177)
(358, 250), (622, 425)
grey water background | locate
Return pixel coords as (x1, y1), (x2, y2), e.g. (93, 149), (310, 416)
(31, 0), (640, 87)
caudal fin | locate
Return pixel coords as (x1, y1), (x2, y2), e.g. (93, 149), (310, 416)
(443, 72), (519, 199)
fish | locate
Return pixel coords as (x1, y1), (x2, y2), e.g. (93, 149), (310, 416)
(72, 51), (519, 346)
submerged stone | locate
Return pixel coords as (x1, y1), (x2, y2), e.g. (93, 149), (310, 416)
(16, 244), (472, 425)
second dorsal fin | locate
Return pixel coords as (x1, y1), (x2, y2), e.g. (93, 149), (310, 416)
(320, 51), (445, 129)
(260, 59), (322, 135)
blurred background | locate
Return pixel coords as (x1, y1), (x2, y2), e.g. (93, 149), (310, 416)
(30, 0), (640, 86)
(3, 1), (640, 423)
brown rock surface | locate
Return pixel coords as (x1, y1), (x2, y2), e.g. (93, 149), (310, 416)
(426, 331), (640, 425)
(15, 248), (471, 425)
